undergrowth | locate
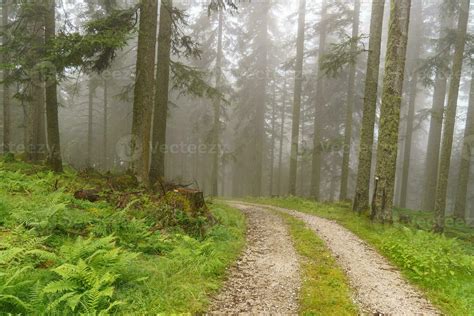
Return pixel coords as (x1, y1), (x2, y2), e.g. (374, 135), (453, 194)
(246, 196), (474, 316)
(0, 159), (245, 314)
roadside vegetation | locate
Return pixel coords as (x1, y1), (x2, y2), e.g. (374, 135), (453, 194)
(0, 159), (245, 314)
(278, 212), (357, 315)
(246, 197), (474, 315)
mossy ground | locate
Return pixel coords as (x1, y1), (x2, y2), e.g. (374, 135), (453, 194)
(0, 159), (246, 314)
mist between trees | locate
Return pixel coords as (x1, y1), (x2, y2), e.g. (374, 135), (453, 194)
(2, 0), (474, 230)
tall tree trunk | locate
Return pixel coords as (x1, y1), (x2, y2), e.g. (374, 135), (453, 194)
(299, 102), (306, 194)
(289, 0), (306, 195)
(87, 80), (94, 168)
(399, 0), (423, 208)
(253, 3), (269, 196)
(269, 83), (277, 196)
(454, 71), (474, 220)
(211, 9), (223, 196)
(371, 0), (411, 223)
(27, 15), (45, 162)
(27, 84), (44, 162)
(44, 0), (62, 172)
(434, 0), (470, 233)
(103, 80), (108, 169)
(2, 0), (10, 154)
(353, 0), (385, 213)
(422, 17), (452, 211)
(340, 0), (361, 201)
(310, 0), (328, 200)
(149, 0), (172, 184)
(131, 0), (158, 182)
(277, 78), (288, 196)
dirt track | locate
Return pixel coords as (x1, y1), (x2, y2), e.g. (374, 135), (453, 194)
(208, 203), (300, 314)
(239, 202), (440, 315)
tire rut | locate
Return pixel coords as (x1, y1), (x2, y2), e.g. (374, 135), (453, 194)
(208, 203), (300, 315)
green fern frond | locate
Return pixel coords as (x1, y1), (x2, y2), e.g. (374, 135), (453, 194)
(42, 279), (78, 294)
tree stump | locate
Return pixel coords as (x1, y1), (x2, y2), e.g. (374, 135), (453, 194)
(173, 188), (207, 213)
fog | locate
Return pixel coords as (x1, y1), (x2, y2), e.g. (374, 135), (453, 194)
(2, 0), (474, 222)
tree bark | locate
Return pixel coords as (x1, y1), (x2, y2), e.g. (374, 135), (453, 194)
(289, 0), (306, 196)
(454, 71), (474, 220)
(132, 0), (158, 182)
(399, 0), (423, 208)
(310, 0), (328, 200)
(26, 12), (45, 162)
(269, 83), (277, 195)
(252, 3), (269, 196)
(371, 0), (411, 223)
(353, 0), (385, 213)
(277, 78), (288, 196)
(340, 0), (360, 201)
(45, 0), (62, 172)
(103, 80), (108, 169)
(211, 9), (223, 196)
(2, 0), (10, 154)
(422, 17), (452, 211)
(87, 79), (94, 168)
(149, 0), (172, 184)
(434, 0), (470, 233)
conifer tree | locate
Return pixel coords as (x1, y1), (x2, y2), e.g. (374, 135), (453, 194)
(289, 0), (306, 196)
(353, 0), (386, 213)
(340, 0), (361, 201)
(131, 0), (158, 182)
(434, 0), (471, 232)
(371, 0), (411, 223)
(150, 0), (173, 185)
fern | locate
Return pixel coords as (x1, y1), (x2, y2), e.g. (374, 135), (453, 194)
(42, 259), (123, 314)
(0, 266), (34, 313)
(0, 227), (57, 267)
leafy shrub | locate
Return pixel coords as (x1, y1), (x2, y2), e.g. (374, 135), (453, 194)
(90, 211), (174, 254)
(382, 227), (474, 283)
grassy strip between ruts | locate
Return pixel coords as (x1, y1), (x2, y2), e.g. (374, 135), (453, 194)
(276, 211), (358, 315)
(244, 197), (474, 316)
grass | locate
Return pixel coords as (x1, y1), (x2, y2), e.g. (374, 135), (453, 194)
(0, 159), (246, 314)
(277, 212), (358, 315)
(120, 201), (246, 314)
(245, 196), (474, 316)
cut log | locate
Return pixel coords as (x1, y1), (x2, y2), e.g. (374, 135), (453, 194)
(74, 189), (100, 202)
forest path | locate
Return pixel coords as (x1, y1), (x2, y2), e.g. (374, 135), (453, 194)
(235, 202), (440, 316)
(209, 203), (300, 314)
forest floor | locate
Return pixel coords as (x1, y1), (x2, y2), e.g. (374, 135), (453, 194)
(0, 160), (247, 314)
(217, 202), (439, 315)
(1, 160), (472, 314)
